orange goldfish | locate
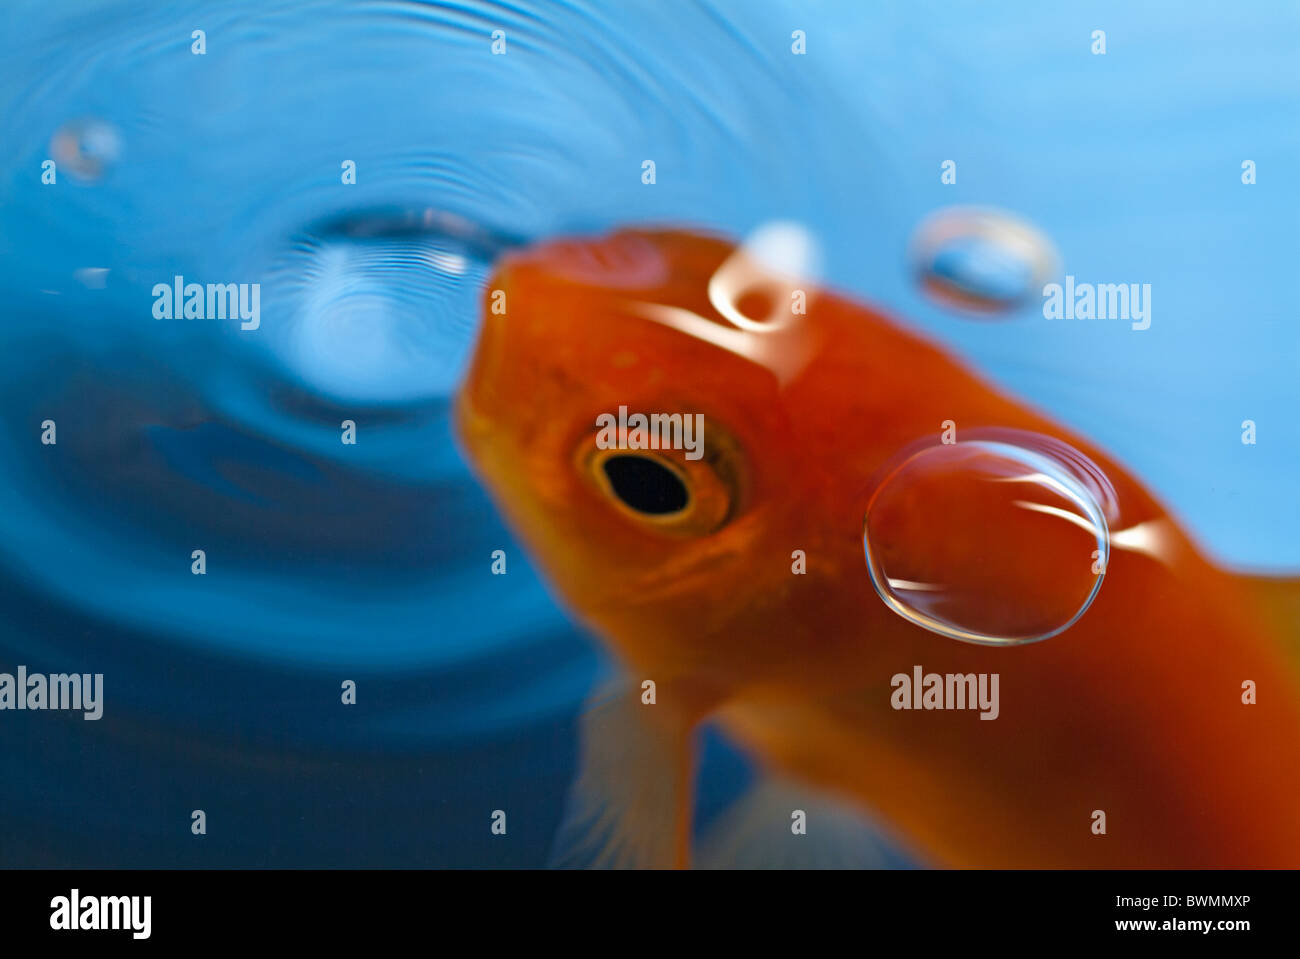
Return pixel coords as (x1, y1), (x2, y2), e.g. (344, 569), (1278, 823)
(455, 227), (1300, 868)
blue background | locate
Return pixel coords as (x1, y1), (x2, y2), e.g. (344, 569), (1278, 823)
(0, 0), (1295, 866)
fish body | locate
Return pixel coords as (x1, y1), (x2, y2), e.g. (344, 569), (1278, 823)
(456, 228), (1300, 867)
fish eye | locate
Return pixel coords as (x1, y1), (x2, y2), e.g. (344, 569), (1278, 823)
(600, 454), (689, 515)
(576, 425), (742, 537)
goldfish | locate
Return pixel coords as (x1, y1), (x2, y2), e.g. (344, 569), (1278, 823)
(455, 226), (1300, 868)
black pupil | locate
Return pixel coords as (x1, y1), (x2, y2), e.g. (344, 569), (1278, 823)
(601, 455), (689, 515)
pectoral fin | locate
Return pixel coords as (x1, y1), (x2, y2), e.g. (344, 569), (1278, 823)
(549, 680), (697, 869)
(696, 777), (909, 869)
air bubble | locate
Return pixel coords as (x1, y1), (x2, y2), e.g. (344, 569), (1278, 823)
(863, 432), (1112, 645)
(910, 207), (1057, 315)
(49, 119), (122, 182)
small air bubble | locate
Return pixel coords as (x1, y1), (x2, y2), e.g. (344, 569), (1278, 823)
(910, 207), (1057, 316)
(50, 119), (122, 182)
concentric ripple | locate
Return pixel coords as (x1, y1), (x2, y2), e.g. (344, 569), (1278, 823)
(0, 0), (897, 865)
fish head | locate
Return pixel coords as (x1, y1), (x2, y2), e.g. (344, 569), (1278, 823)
(456, 228), (869, 682)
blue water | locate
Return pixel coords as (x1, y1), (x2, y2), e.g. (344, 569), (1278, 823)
(0, 0), (1295, 866)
